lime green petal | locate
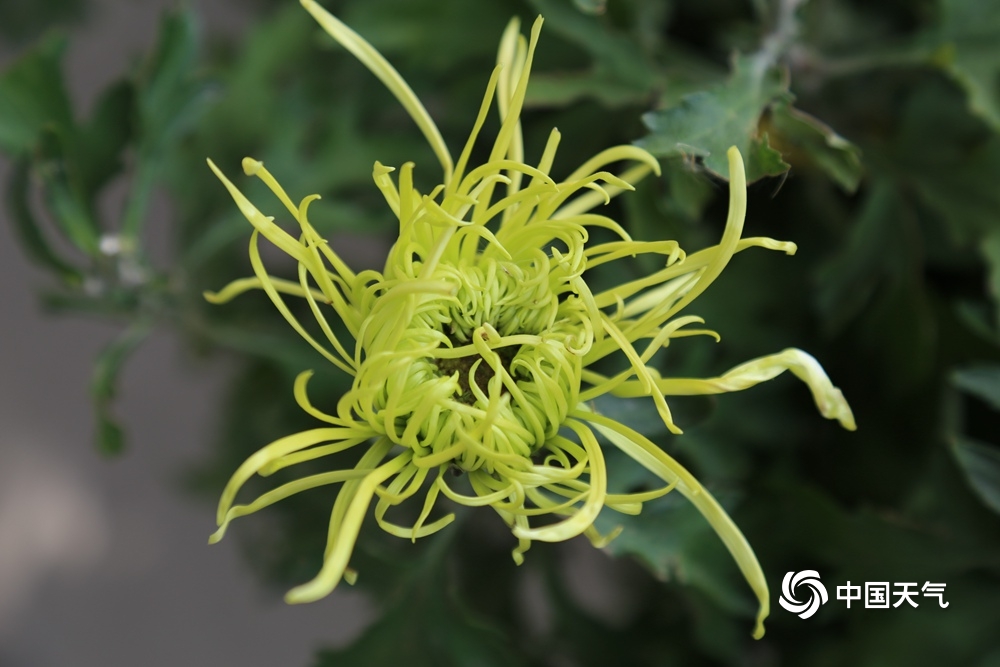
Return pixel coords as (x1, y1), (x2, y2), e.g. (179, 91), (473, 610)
(248, 231), (355, 375)
(511, 419), (607, 542)
(554, 163), (657, 219)
(215, 427), (362, 525)
(450, 65), (503, 197)
(203, 276), (327, 305)
(206, 159), (306, 261)
(619, 347), (856, 430)
(286, 452), (412, 603)
(322, 438), (394, 561)
(210, 468), (373, 544)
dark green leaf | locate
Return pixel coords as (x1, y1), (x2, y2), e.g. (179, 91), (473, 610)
(638, 55), (790, 182)
(951, 437), (1000, 515)
(766, 102), (863, 192)
(932, 0), (1000, 130)
(92, 324), (151, 455)
(595, 471), (755, 617)
(316, 531), (524, 667)
(77, 79), (134, 199)
(122, 10), (207, 239)
(955, 300), (999, 343)
(95, 414), (126, 459)
(135, 10), (203, 146)
(815, 181), (897, 331)
(315, 590), (522, 667)
(890, 79), (1000, 244)
(5, 159), (81, 284)
(0, 33), (74, 155)
(984, 230), (1000, 331)
(661, 158), (716, 223)
(35, 127), (100, 254)
(194, 320), (331, 373)
(525, 71), (652, 108)
(953, 365), (1000, 411)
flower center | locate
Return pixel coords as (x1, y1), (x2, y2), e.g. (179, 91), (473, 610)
(433, 340), (521, 406)
(354, 256), (589, 472)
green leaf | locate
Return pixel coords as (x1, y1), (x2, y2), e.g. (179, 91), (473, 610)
(932, 0), (1000, 131)
(5, 159), (82, 285)
(136, 10), (203, 146)
(0, 33), (74, 155)
(766, 102), (863, 192)
(77, 79), (134, 200)
(315, 589), (521, 667)
(814, 180), (939, 394)
(35, 127), (100, 254)
(194, 321), (326, 374)
(594, 467), (754, 618)
(951, 437), (1000, 515)
(953, 365), (1000, 411)
(638, 55), (790, 182)
(660, 158), (716, 223)
(315, 531), (525, 667)
(525, 71), (653, 108)
(889, 79), (1000, 244)
(92, 324), (151, 456)
(815, 181), (897, 331)
(955, 300), (999, 343)
(122, 9), (207, 240)
(983, 230), (1000, 332)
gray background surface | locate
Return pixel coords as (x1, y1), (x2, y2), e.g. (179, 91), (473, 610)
(0, 1), (375, 665)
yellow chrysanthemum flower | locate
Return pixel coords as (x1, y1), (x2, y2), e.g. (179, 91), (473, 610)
(205, 0), (855, 639)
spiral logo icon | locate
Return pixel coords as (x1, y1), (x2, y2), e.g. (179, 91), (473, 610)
(779, 570), (829, 619)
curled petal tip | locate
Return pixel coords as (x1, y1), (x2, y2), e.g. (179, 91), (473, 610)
(284, 585), (314, 605)
(242, 157), (263, 176)
(827, 390), (857, 431)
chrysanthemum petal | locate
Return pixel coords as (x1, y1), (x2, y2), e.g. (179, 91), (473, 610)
(617, 347), (857, 431)
(286, 451), (411, 603)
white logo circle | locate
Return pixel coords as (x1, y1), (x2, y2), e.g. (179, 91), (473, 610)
(778, 570), (829, 619)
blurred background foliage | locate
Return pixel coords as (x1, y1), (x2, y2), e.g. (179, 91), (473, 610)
(2, 0), (1000, 664)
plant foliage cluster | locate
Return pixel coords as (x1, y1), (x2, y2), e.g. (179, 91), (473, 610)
(2, 0), (999, 664)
